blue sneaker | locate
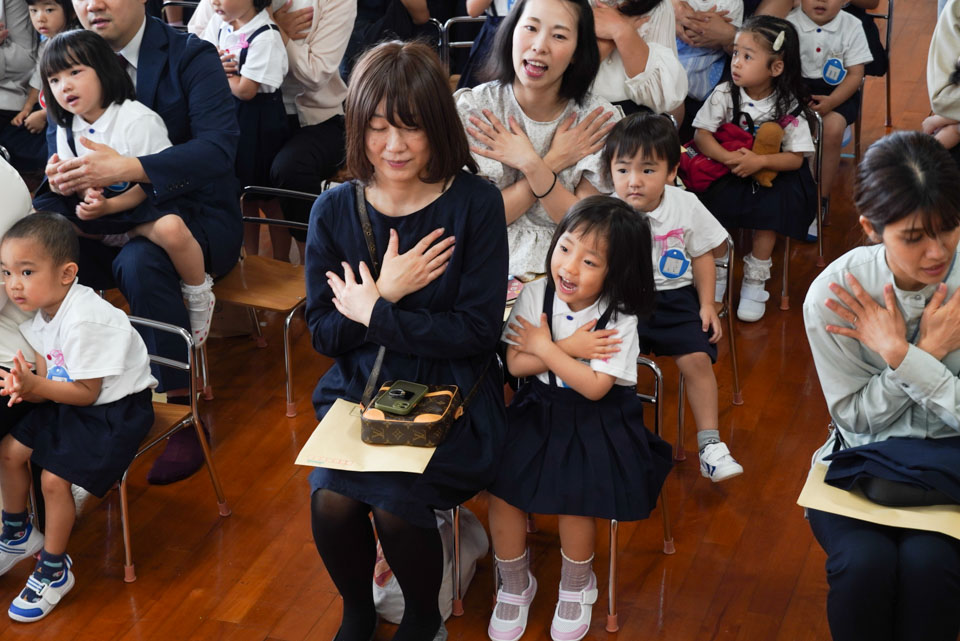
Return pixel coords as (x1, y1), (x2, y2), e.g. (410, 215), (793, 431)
(0, 524), (43, 576)
(8, 556), (74, 623)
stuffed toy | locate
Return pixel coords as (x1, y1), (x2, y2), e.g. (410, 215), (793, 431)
(750, 121), (786, 187)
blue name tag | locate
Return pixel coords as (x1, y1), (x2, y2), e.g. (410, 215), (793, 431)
(659, 248), (690, 279)
(822, 58), (846, 86)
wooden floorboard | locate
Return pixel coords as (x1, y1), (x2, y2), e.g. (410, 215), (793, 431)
(0, 1), (938, 638)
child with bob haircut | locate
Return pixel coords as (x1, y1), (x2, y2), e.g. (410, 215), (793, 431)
(0, 212), (156, 623)
(604, 112), (743, 481)
(455, 0), (621, 279)
(488, 196), (672, 641)
(32, 29), (216, 345)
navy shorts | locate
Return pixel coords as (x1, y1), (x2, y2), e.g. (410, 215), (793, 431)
(804, 77), (860, 125)
(637, 285), (718, 363)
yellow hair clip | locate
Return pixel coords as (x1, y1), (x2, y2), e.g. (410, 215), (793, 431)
(773, 30), (786, 52)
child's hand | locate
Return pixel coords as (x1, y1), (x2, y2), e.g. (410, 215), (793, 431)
(24, 110), (46, 134)
(809, 94), (834, 116)
(219, 49), (238, 76)
(558, 318), (621, 360)
(10, 109), (29, 127)
(726, 148), (765, 178)
(700, 305), (722, 344)
(76, 188), (110, 220)
(505, 314), (553, 357)
(0, 351), (34, 407)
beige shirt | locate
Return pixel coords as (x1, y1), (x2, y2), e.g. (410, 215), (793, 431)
(928, 0), (960, 120)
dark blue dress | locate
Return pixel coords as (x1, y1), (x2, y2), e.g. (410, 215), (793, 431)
(305, 174), (509, 528)
(490, 286), (674, 522)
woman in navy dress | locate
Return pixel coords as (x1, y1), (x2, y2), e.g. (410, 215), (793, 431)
(304, 42), (508, 641)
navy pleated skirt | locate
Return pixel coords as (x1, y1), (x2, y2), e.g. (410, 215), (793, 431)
(10, 389), (154, 497)
(698, 159), (817, 241)
(489, 380), (673, 522)
(235, 92), (289, 191)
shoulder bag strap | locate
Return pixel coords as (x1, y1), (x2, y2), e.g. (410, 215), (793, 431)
(354, 181), (386, 408)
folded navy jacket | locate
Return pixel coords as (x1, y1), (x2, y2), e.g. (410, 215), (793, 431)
(824, 436), (960, 507)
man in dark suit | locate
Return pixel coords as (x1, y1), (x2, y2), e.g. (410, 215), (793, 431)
(47, 0), (241, 484)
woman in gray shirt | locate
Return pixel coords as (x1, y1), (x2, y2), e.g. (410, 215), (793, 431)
(802, 131), (960, 641)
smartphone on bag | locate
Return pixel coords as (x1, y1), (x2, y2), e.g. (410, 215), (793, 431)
(373, 380), (429, 415)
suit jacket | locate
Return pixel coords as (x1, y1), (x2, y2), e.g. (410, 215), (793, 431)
(43, 18), (242, 275)
(137, 16), (241, 276)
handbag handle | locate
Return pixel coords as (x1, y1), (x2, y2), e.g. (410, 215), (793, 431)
(352, 180), (491, 414)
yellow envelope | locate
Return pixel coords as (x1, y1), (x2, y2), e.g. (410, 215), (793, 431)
(295, 398), (436, 473)
(798, 463), (960, 540)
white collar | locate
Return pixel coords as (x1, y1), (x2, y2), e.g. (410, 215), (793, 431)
(72, 102), (121, 135)
(117, 18), (147, 71)
(790, 6), (842, 33)
(552, 290), (604, 321)
(738, 85), (776, 106)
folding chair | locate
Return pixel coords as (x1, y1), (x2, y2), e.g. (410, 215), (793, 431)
(159, 0), (198, 30)
(441, 15), (488, 77)
(674, 235), (743, 462)
(205, 186), (315, 417)
(780, 110), (825, 311)
(121, 316), (230, 582)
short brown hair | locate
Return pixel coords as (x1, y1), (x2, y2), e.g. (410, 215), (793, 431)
(344, 41), (477, 184)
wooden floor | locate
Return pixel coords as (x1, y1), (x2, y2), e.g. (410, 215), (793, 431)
(0, 2), (938, 639)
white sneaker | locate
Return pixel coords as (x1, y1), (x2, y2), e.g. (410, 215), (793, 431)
(0, 524), (43, 576)
(699, 442), (743, 482)
(182, 275), (215, 346)
(8, 556), (74, 623)
(714, 265), (728, 304)
(488, 572), (537, 641)
(737, 281), (770, 322)
(550, 572), (598, 641)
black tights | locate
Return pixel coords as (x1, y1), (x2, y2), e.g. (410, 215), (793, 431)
(311, 489), (443, 641)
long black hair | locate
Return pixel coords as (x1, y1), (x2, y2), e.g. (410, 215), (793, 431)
(855, 131), (960, 237)
(732, 16), (813, 129)
(40, 29), (136, 128)
(482, 0), (600, 106)
(545, 196), (656, 320)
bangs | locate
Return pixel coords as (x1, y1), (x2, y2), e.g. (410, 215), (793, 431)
(379, 90), (423, 131)
(40, 35), (87, 80)
(914, 207), (960, 237)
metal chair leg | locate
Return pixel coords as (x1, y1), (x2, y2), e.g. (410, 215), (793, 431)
(283, 302), (305, 418)
(659, 490), (675, 555)
(526, 513), (537, 533)
(452, 506), (464, 616)
(119, 473), (136, 583)
(780, 238), (791, 311)
(193, 416), (231, 517)
(676, 373), (686, 462)
(249, 307), (266, 348)
(199, 343), (213, 400)
(726, 242), (743, 406)
(606, 519), (619, 632)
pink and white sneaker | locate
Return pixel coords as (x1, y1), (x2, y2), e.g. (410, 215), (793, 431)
(488, 571), (537, 641)
(550, 572), (598, 641)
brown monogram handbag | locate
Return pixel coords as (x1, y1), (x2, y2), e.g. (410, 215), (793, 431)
(352, 182), (490, 447)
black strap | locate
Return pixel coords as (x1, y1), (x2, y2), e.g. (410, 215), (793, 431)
(65, 119), (77, 157)
(233, 24), (281, 71)
(541, 283), (613, 388)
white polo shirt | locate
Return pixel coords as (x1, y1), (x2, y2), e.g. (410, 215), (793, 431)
(56, 99), (171, 161)
(786, 7), (873, 82)
(20, 282), (157, 405)
(202, 9), (288, 93)
(631, 185), (729, 291)
(693, 82), (815, 154)
(502, 278), (641, 388)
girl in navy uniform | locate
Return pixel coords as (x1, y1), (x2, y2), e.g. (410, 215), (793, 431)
(0, 213), (156, 622)
(32, 30), (216, 345)
(488, 196), (672, 641)
(692, 16), (816, 322)
(201, 0), (288, 257)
